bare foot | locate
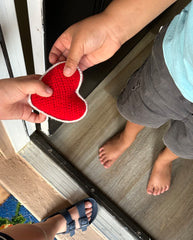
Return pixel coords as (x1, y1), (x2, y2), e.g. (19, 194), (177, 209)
(99, 132), (134, 168)
(99, 121), (144, 168)
(146, 159), (172, 196)
(47, 201), (93, 233)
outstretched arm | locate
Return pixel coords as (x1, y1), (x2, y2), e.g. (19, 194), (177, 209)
(49, 0), (176, 76)
(0, 75), (53, 123)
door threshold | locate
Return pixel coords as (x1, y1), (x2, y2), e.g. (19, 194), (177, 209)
(19, 130), (153, 240)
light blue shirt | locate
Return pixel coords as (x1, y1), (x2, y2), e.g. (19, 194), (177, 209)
(163, 1), (193, 102)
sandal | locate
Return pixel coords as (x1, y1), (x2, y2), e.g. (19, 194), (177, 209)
(43, 197), (98, 237)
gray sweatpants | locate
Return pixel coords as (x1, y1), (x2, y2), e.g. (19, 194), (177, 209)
(117, 26), (193, 159)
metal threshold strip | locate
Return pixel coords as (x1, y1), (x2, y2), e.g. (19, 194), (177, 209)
(31, 130), (153, 240)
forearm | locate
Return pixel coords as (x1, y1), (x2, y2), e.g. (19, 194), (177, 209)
(49, 0), (177, 75)
(103, 0), (177, 44)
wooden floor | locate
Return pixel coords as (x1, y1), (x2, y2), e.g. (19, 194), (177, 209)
(45, 2), (193, 240)
(49, 59), (193, 238)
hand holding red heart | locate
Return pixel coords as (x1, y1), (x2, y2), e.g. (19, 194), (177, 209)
(0, 75), (53, 123)
(29, 62), (87, 122)
(49, 14), (121, 77)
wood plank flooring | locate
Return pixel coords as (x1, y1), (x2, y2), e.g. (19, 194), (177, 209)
(49, 61), (193, 240)
(46, 2), (193, 239)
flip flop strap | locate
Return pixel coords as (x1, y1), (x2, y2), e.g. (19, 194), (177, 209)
(76, 201), (89, 232)
(61, 209), (75, 237)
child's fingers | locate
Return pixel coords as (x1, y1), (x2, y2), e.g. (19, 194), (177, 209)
(49, 45), (64, 65)
(63, 39), (84, 77)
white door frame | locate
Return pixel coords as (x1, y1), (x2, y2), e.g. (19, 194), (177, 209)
(0, 0), (35, 152)
(27, 0), (50, 135)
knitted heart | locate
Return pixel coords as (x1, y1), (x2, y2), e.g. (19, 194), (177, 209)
(29, 62), (87, 122)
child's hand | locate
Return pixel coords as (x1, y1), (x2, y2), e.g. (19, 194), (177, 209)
(49, 0), (176, 78)
(49, 14), (122, 77)
(0, 75), (53, 123)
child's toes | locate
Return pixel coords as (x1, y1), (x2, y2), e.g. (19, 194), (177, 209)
(146, 185), (154, 195)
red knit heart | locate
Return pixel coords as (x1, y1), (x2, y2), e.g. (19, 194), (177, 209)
(29, 62), (87, 122)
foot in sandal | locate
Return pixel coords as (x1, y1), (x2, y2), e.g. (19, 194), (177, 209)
(44, 198), (98, 236)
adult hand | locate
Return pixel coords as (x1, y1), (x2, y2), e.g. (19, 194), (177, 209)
(0, 75), (53, 123)
(49, 14), (122, 77)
